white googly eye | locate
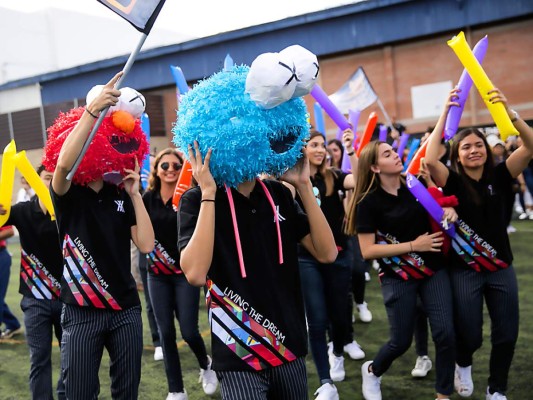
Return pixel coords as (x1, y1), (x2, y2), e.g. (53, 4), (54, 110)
(245, 52), (297, 109)
(279, 45), (319, 98)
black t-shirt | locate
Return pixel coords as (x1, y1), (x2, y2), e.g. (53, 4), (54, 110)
(143, 190), (181, 275)
(443, 164), (514, 267)
(178, 180), (310, 371)
(6, 196), (62, 300)
(51, 183), (139, 310)
(298, 169), (349, 253)
(356, 184), (446, 280)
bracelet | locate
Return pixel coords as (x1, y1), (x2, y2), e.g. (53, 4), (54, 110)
(347, 151), (355, 156)
(201, 199), (216, 203)
(85, 106), (98, 119)
(409, 242), (413, 252)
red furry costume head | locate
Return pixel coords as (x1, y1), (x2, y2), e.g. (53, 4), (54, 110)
(43, 88), (149, 186)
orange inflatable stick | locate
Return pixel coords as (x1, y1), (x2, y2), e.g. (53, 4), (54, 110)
(172, 160), (193, 210)
(356, 112), (378, 157)
(406, 140), (429, 175)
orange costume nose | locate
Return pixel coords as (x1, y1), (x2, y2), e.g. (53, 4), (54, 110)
(112, 110), (136, 134)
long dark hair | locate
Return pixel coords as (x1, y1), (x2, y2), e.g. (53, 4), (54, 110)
(327, 138), (343, 169)
(345, 141), (383, 235)
(308, 130), (338, 196)
(147, 148), (184, 193)
(449, 128), (494, 205)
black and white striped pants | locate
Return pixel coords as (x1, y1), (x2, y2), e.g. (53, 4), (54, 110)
(60, 304), (143, 400)
(21, 296), (65, 400)
(217, 356), (308, 400)
(450, 265), (519, 394)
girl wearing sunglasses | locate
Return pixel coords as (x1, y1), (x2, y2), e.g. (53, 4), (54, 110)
(143, 148), (218, 399)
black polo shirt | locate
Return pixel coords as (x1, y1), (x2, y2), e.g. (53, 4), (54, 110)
(142, 189), (181, 275)
(51, 182), (139, 310)
(6, 196), (62, 300)
(356, 183), (446, 280)
(178, 180), (310, 371)
(443, 164), (514, 267)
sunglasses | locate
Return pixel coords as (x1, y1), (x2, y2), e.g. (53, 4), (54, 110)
(160, 162), (182, 171)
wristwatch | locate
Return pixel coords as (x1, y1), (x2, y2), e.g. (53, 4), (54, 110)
(510, 109), (520, 123)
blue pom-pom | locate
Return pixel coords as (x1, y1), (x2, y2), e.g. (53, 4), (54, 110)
(172, 65), (310, 187)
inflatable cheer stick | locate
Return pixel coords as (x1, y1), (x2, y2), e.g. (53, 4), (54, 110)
(406, 173), (455, 237)
(444, 35), (488, 141)
(406, 139), (428, 175)
(448, 32), (518, 141)
(13, 151), (55, 220)
(313, 103), (326, 135)
(379, 124), (388, 142)
(349, 109), (361, 134)
(170, 65), (190, 96)
(403, 139), (420, 172)
(396, 133), (410, 160)
(310, 84), (351, 131)
(140, 112), (151, 190)
(356, 112), (378, 157)
(172, 160), (193, 210)
(0, 140), (17, 226)
(338, 109), (361, 172)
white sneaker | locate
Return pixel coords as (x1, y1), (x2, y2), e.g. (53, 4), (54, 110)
(199, 355), (218, 395)
(486, 387), (507, 400)
(454, 364), (474, 397)
(166, 391), (187, 400)
(411, 355), (432, 378)
(329, 353), (345, 382)
(314, 382), (339, 400)
(357, 302), (373, 323)
(507, 225), (517, 233)
(372, 260), (380, 270)
(361, 360), (382, 400)
(343, 340), (365, 360)
(518, 212), (529, 220)
(154, 346), (164, 361)
(365, 271), (371, 281)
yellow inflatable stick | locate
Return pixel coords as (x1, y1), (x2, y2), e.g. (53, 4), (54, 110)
(14, 151), (55, 220)
(447, 32), (518, 141)
(0, 140), (17, 226)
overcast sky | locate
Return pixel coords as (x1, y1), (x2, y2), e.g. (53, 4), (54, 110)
(0, 0), (359, 38)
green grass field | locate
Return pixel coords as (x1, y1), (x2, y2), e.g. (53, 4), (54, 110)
(1, 221), (532, 399)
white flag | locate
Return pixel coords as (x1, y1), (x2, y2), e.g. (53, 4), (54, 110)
(329, 67), (378, 114)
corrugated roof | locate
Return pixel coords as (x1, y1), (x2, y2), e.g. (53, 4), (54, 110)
(1, 0), (532, 105)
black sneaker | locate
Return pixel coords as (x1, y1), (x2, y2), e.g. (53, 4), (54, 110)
(0, 326), (23, 340)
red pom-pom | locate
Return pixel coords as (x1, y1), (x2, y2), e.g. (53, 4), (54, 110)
(43, 107), (149, 185)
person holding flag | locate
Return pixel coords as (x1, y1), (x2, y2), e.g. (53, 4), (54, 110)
(46, 72), (154, 399)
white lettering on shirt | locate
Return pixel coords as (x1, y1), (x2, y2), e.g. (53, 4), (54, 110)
(73, 237), (109, 289)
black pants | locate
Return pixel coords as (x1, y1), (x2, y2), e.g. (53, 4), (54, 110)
(372, 269), (455, 396)
(450, 265), (519, 395)
(148, 273), (208, 392)
(21, 296), (65, 400)
(139, 255), (160, 347)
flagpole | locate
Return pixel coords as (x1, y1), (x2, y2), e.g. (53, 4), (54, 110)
(66, 33), (148, 181)
(376, 98), (393, 129)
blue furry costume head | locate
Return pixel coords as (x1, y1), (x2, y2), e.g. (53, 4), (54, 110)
(173, 46), (318, 187)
